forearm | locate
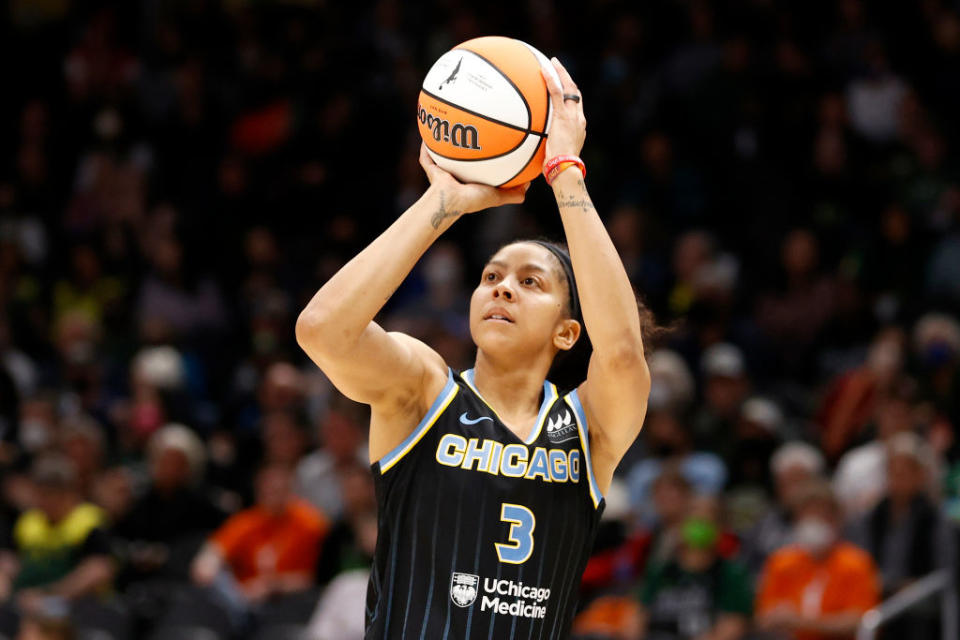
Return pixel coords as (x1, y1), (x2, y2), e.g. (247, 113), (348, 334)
(796, 612), (864, 636)
(296, 185), (458, 353)
(552, 170), (643, 358)
(47, 556), (115, 599)
(272, 571), (313, 593)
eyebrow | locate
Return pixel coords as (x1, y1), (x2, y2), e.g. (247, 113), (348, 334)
(486, 260), (549, 274)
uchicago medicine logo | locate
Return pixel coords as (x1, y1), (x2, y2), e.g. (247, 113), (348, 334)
(450, 572), (479, 607)
(450, 572), (551, 619)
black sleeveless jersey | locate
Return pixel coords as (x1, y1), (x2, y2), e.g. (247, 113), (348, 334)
(366, 368), (606, 640)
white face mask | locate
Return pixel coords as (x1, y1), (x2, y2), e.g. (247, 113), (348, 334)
(793, 518), (836, 554)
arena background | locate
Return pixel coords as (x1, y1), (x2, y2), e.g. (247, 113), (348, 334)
(2, 0), (960, 638)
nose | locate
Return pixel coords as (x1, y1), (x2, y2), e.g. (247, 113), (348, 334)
(493, 280), (514, 301)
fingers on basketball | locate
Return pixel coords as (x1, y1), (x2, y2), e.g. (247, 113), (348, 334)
(541, 65), (565, 112)
(551, 57), (585, 117)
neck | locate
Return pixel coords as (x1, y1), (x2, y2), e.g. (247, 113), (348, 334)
(472, 350), (549, 428)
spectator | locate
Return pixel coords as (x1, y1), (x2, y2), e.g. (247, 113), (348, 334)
(833, 382), (918, 518)
(627, 496), (752, 640)
(114, 424), (224, 585)
(816, 328), (906, 461)
(740, 442), (826, 578)
(57, 415), (105, 502)
(0, 455), (115, 615)
(190, 464), (328, 628)
(755, 481), (880, 640)
(296, 410), (368, 521)
(692, 343), (751, 452)
(847, 432), (955, 639)
(314, 460), (377, 585)
(626, 410), (727, 527)
(304, 507), (378, 640)
(261, 410), (309, 470)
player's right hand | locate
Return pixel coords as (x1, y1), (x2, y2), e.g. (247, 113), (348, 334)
(419, 143), (528, 217)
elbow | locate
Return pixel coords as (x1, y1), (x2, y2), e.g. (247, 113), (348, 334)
(296, 306), (339, 355)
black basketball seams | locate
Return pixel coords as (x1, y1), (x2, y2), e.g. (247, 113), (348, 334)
(497, 135), (544, 187)
(452, 46), (534, 131)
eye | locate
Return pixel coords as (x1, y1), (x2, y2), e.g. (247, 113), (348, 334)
(484, 271), (498, 282)
(523, 277), (539, 287)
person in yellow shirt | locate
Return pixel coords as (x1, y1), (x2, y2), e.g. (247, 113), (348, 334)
(0, 454), (116, 615)
(755, 480), (880, 640)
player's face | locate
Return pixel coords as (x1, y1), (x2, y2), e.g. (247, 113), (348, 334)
(469, 243), (579, 360)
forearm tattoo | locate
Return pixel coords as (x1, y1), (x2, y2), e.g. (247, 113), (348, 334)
(556, 179), (595, 213)
(431, 191), (461, 229)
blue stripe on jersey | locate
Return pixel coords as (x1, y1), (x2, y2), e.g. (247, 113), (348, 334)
(524, 381), (558, 445)
(565, 390), (603, 508)
(378, 368), (459, 473)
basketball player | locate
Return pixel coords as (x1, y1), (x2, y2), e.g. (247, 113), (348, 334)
(297, 58), (651, 638)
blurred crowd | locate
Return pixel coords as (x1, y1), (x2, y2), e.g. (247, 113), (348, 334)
(2, 0), (960, 638)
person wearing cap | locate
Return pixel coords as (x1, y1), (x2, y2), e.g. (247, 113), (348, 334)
(693, 343), (751, 453)
(626, 496), (752, 640)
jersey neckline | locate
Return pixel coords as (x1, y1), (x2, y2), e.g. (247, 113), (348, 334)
(459, 368), (559, 445)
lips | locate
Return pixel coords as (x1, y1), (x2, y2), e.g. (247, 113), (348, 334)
(483, 307), (514, 323)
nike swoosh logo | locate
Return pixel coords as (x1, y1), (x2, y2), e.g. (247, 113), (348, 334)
(459, 412), (493, 425)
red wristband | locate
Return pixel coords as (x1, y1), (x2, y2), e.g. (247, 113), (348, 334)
(543, 154), (586, 185)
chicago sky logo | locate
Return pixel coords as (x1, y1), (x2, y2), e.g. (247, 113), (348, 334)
(450, 572), (479, 607)
(546, 410), (578, 444)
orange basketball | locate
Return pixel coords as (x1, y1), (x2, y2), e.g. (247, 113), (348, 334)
(417, 36), (561, 188)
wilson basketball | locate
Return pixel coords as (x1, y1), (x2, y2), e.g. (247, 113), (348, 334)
(417, 36), (561, 188)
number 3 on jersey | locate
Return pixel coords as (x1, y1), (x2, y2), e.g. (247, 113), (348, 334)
(495, 503), (535, 564)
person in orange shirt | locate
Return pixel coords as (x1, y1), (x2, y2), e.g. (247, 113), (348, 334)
(191, 464), (329, 625)
(755, 480), (880, 640)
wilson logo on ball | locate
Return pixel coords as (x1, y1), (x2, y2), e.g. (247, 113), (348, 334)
(417, 104), (481, 150)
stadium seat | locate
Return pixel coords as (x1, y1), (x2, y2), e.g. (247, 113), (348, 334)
(70, 598), (133, 640)
(151, 587), (233, 640)
(251, 624), (304, 640)
(147, 626), (223, 640)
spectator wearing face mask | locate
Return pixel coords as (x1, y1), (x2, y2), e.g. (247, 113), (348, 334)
(740, 442), (826, 579)
(626, 496), (752, 640)
(755, 481), (880, 640)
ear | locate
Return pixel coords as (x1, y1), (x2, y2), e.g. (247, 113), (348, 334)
(553, 318), (581, 352)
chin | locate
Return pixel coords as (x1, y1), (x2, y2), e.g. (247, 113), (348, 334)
(472, 324), (523, 358)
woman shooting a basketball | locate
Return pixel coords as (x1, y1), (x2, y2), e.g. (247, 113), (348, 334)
(297, 57), (651, 639)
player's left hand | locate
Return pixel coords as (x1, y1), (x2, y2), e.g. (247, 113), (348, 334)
(541, 57), (586, 159)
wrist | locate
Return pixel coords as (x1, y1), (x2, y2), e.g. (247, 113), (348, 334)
(550, 167), (584, 192)
(543, 154), (585, 186)
(421, 184), (463, 230)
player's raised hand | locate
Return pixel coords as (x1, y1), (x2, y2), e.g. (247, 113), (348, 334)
(419, 143), (528, 218)
(541, 57), (586, 159)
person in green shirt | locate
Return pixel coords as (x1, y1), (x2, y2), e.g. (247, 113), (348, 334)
(629, 496), (752, 640)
